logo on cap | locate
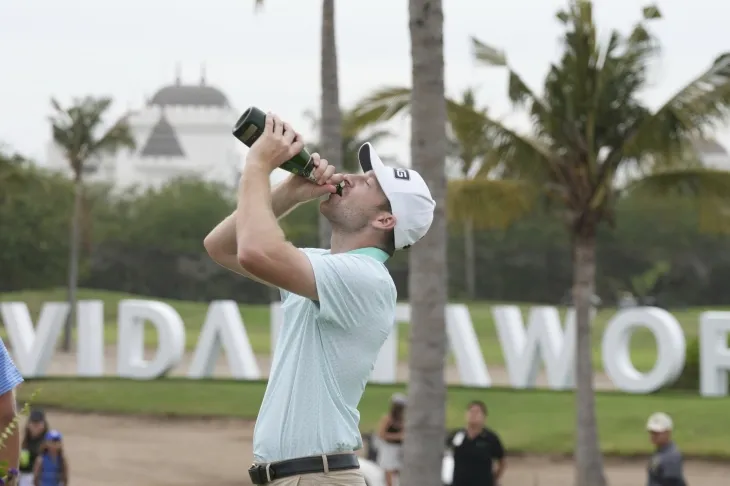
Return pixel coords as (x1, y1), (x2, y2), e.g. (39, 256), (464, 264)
(393, 168), (410, 180)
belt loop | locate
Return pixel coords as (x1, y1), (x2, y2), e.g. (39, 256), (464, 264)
(322, 454), (330, 474)
(265, 463), (272, 483)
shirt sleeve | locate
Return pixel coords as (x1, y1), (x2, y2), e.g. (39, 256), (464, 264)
(304, 252), (394, 329)
(0, 339), (23, 395)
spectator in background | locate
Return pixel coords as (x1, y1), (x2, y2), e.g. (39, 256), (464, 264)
(0, 338), (24, 486)
(376, 393), (406, 486)
(447, 401), (506, 486)
(646, 412), (687, 486)
(19, 410), (49, 486)
(33, 430), (68, 486)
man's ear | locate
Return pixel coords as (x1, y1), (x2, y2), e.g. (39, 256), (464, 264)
(373, 212), (396, 231)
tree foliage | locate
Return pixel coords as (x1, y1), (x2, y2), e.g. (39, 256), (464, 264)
(0, 152), (74, 291)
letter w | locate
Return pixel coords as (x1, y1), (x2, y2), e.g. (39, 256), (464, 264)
(492, 306), (580, 390)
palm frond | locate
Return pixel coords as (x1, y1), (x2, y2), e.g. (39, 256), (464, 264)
(470, 37), (507, 67)
(593, 52), (730, 209)
(629, 53), (730, 157)
(623, 168), (730, 233)
(642, 5), (662, 20)
(472, 36), (570, 153)
(348, 85), (486, 134)
(473, 116), (566, 188)
(48, 97), (135, 177)
(624, 168), (730, 197)
(92, 117), (136, 156)
(471, 37), (544, 109)
(447, 179), (538, 230)
(349, 87), (412, 130)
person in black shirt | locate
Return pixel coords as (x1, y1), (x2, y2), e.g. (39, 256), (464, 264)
(446, 400), (506, 486)
(19, 409), (49, 486)
(646, 412), (687, 486)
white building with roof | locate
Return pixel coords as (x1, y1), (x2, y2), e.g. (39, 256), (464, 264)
(45, 73), (243, 191)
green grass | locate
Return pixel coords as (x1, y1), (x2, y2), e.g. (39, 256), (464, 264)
(1, 288), (719, 372)
(17, 378), (730, 458)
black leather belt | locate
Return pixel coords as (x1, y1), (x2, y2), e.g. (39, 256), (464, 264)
(248, 453), (360, 485)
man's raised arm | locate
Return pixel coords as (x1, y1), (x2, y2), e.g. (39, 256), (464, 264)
(203, 183), (301, 285)
(233, 113), (341, 299)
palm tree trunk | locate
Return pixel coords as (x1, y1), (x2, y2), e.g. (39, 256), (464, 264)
(401, 1), (447, 486)
(464, 219), (475, 299)
(62, 176), (83, 352)
(572, 230), (607, 486)
(318, 0), (341, 249)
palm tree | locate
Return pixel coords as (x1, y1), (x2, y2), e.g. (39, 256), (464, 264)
(302, 108), (399, 171)
(50, 96), (135, 352)
(466, 2), (730, 485)
(254, 0), (342, 249)
(350, 87), (517, 298)
(401, 0), (448, 485)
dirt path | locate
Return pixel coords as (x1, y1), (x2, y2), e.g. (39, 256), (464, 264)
(49, 411), (729, 486)
(39, 347), (619, 390)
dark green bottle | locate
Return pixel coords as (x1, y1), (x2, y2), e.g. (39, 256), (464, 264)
(233, 107), (343, 196)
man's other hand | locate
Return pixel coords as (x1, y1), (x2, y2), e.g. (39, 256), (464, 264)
(282, 152), (344, 203)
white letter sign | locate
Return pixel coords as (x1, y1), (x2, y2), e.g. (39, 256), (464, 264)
(699, 311), (730, 397)
(601, 307), (685, 393)
(76, 301), (104, 377)
(117, 300), (185, 379)
(0, 301), (68, 377)
(188, 300), (260, 379)
(492, 305), (577, 390)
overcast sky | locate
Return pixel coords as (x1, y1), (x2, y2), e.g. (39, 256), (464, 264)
(1, 0), (729, 167)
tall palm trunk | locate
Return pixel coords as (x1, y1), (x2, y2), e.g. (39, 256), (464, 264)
(572, 230), (607, 486)
(401, 1), (447, 486)
(318, 0), (341, 249)
(464, 219), (475, 299)
(62, 175), (83, 352)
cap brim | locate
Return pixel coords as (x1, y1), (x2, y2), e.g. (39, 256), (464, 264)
(358, 143), (391, 193)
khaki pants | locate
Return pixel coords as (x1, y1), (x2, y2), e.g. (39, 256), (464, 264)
(269, 469), (366, 485)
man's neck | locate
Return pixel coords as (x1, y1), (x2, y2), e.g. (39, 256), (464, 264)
(466, 424), (483, 437)
(657, 441), (673, 451)
(329, 230), (379, 254)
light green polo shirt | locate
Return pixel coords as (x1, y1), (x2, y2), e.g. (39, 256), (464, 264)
(252, 247), (397, 463)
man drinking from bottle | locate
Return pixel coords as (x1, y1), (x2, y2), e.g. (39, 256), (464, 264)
(204, 112), (435, 485)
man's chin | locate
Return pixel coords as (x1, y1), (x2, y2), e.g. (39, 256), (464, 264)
(319, 198), (332, 214)
(319, 196), (341, 219)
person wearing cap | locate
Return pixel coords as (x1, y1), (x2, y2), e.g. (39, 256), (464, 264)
(204, 112), (435, 486)
(376, 394), (407, 486)
(32, 430), (68, 486)
(19, 410), (50, 486)
(446, 401), (506, 486)
(0, 337), (24, 486)
(646, 412), (687, 486)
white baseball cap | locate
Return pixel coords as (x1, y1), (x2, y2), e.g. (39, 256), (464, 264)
(646, 412), (673, 432)
(358, 143), (436, 250)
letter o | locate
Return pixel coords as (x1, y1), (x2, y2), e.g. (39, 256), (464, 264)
(601, 307), (686, 393)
